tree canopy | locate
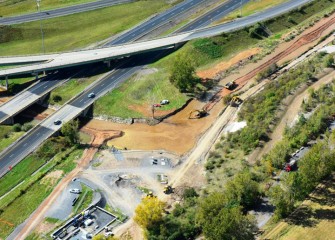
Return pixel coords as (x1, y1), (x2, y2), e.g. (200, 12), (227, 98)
(134, 196), (166, 229)
(169, 53), (199, 92)
(197, 192), (256, 240)
(61, 119), (80, 145)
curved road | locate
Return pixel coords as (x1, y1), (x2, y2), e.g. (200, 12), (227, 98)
(0, 0), (133, 25)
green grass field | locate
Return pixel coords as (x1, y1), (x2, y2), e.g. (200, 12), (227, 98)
(93, 69), (188, 118)
(49, 67), (108, 105)
(0, 0), (104, 17)
(0, 0), (172, 56)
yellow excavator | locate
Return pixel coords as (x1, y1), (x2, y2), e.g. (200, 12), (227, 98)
(230, 96), (243, 107)
(163, 185), (173, 194)
(189, 109), (207, 119)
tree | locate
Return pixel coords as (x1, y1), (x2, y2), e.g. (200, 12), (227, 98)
(12, 123), (22, 132)
(93, 235), (117, 240)
(197, 192), (256, 240)
(169, 53), (199, 92)
(323, 54), (334, 68)
(269, 184), (295, 220)
(61, 119), (80, 145)
(224, 171), (260, 209)
(265, 141), (290, 169)
(134, 196), (166, 229)
(298, 142), (335, 196)
(52, 94), (62, 103)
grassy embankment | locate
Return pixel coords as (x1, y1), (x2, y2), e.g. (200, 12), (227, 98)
(0, 125), (25, 152)
(94, 0), (335, 118)
(0, 0), (173, 56)
(0, 137), (84, 238)
(0, 0), (101, 17)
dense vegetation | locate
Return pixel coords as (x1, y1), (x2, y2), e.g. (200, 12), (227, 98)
(228, 53), (331, 153)
(135, 172), (260, 240)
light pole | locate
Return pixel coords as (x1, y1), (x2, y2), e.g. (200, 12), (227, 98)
(240, 0), (243, 17)
(36, 0), (45, 53)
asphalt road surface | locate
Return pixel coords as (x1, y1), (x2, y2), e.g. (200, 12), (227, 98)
(105, 0), (207, 45)
(0, 0), (133, 25)
(178, 0), (250, 32)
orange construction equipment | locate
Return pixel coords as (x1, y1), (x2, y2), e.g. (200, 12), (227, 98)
(189, 109), (207, 119)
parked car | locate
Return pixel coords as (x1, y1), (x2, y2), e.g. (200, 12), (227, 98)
(152, 159), (158, 165)
(153, 103), (161, 108)
(69, 188), (81, 194)
(160, 99), (169, 105)
(88, 92), (95, 98)
(54, 119), (62, 125)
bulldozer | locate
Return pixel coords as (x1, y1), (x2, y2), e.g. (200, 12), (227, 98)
(163, 185), (173, 194)
(230, 96), (243, 107)
(189, 109), (207, 119)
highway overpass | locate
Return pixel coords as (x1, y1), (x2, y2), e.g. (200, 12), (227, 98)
(0, 0), (314, 78)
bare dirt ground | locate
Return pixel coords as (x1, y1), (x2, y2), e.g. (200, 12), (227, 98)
(196, 47), (261, 79)
(86, 99), (222, 155)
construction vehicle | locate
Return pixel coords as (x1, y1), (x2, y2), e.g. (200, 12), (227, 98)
(224, 81), (237, 90)
(230, 96), (243, 107)
(163, 185), (173, 194)
(189, 109), (207, 119)
(147, 191), (154, 197)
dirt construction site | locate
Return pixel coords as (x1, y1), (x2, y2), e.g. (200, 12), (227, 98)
(8, 11), (335, 239)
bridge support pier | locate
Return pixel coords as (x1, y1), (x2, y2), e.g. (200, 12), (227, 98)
(5, 76), (8, 90)
(2, 116), (14, 125)
(104, 60), (111, 68)
(81, 105), (93, 117)
(38, 92), (50, 105)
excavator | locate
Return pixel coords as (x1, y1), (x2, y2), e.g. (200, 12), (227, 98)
(230, 96), (243, 107)
(163, 185), (173, 194)
(189, 109), (207, 119)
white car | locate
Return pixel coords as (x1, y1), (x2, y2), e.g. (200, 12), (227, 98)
(160, 99), (169, 105)
(69, 188), (81, 194)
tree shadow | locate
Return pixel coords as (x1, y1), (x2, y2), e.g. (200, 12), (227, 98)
(308, 186), (335, 207)
(285, 205), (317, 227)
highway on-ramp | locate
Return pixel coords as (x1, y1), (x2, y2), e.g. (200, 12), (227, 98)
(0, 0), (133, 25)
